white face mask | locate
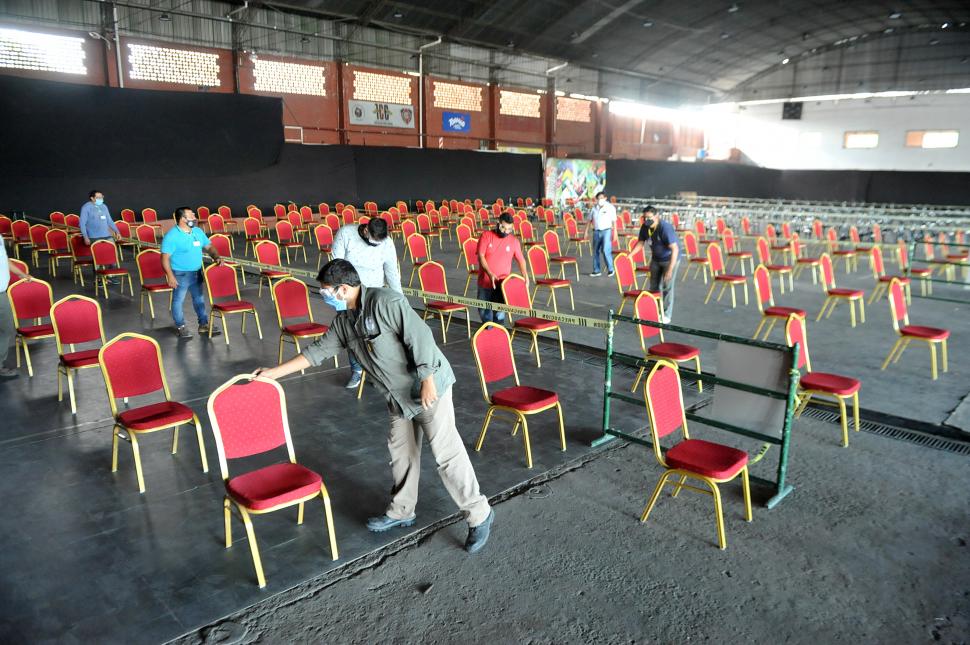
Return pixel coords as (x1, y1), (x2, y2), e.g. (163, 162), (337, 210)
(598, 198), (606, 205)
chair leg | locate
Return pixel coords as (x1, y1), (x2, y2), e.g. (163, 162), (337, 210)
(556, 327), (564, 361)
(67, 368), (77, 414)
(881, 338), (903, 369)
(238, 506), (267, 588)
(172, 425), (180, 454)
(707, 479), (727, 549)
(476, 407), (496, 451)
(111, 425), (121, 472)
(519, 415), (533, 468)
(531, 332), (542, 368)
(194, 416), (209, 472)
(670, 474), (688, 498)
(930, 342), (938, 380)
(224, 497), (232, 548)
(320, 483), (339, 560)
(693, 356), (703, 393)
(253, 311), (263, 339)
(893, 338), (912, 365)
(704, 282), (716, 304)
(130, 433), (146, 493)
(858, 297), (865, 323)
(631, 366), (645, 393)
(837, 396), (849, 447)
(941, 339), (948, 373)
(555, 402), (566, 451)
(753, 318), (766, 340)
(852, 391), (860, 436)
(762, 317), (778, 340)
(640, 471), (673, 522)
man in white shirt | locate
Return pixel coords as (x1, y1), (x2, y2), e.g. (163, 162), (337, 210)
(330, 217), (402, 388)
(583, 191), (617, 277)
(1, 241), (34, 379)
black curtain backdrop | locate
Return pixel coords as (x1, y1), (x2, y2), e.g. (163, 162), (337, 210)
(0, 75), (283, 178)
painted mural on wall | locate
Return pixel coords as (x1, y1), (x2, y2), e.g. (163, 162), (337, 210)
(544, 157), (606, 205)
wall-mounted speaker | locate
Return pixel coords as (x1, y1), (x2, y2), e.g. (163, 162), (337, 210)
(782, 102), (803, 120)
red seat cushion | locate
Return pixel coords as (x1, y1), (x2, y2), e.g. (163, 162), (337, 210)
(833, 250), (855, 256)
(491, 385), (559, 412)
(550, 256), (577, 263)
(215, 300), (254, 312)
(797, 257), (819, 264)
(766, 264), (792, 271)
(800, 371), (861, 396)
(537, 278), (570, 287)
(226, 462), (322, 511)
(60, 349), (100, 368)
(665, 439), (748, 480)
(281, 242), (302, 248)
(771, 244), (790, 251)
(283, 322), (328, 336)
(908, 268), (932, 276)
(689, 258), (709, 264)
(118, 401), (195, 431)
(764, 305), (806, 318)
(74, 258), (94, 265)
(728, 251), (752, 258)
(96, 268), (128, 275)
(514, 317), (558, 331)
(648, 342), (700, 360)
(623, 289), (646, 298)
(714, 274), (746, 283)
(855, 245), (872, 252)
(17, 323), (54, 338)
(827, 287), (863, 298)
(900, 325), (949, 340)
(946, 253), (969, 260)
(143, 283), (172, 292)
(261, 270), (289, 277)
(878, 275), (910, 283)
(427, 300), (464, 311)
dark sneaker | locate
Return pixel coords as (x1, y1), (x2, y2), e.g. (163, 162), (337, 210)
(345, 372), (363, 389)
(465, 509), (494, 554)
(0, 367), (19, 379)
(199, 324), (222, 337)
(175, 325), (193, 338)
(589, 271), (602, 277)
(607, 271), (615, 277)
(366, 514), (416, 532)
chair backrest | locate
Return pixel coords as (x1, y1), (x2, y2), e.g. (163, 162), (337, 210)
(741, 216), (751, 236)
(527, 245), (552, 279)
(896, 240), (910, 268)
(70, 234), (92, 259)
(142, 208), (158, 223)
(0, 215), (11, 235)
(765, 223), (777, 240)
(887, 277), (909, 329)
(216, 205), (231, 219)
(204, 262), (241, 301)
(400, 219), (417, 239)
(683, 231), (698, 256)
(29, 224), (49, 247)
(335, 202), (345, 213)
(208, 233), (232, 258)
(197, 206), (210, 220)
(207, 213), (226, 234)
(671, 213), (681, 229)
(784, 312), (811, 371)
(456, 224), (472, 247)
(715, 217), (726, 235)
(520, 220), (534, 242)
(626, 236), (646, 264)
(826, 227), (839, 250)
(11, 219), (29, 241)
(286, 212), (302, 230)
(275, 220), (295, 243)
(633, 291), (663, 344)
(314, 224), (333, 248)
(643, 360), (688, 466)
(273, 278), (312, 321)
(136, 249), (167, 283)
(99, 333), (168, 404)
(871, 245), (885, 278)
(418, 261), (448, 296)
(248, 208), (264, 223)
(462, 237), (479, 269)
(255, 240), (282, 267)
(91, 240), (119, 267)
(781, 222), (792, 239)
(706, 242), (725, 274)
(694, 219), (706, 238)
(416, 213), (433, 234)
(8, 278), (53, 321)
(813, 219), (824, 239)
(342, 207), (355, 225)
(208, 375), (295, 478)
(49, 211), (65, 226)
(65, 214), (80, 228)
(114, 220), (131, 239)
(848, 225), (861, 244)
(500, 273), (531, 308)
(136, 225), (156, 244)
(543, 229), (563, 255)
(755, 236), (771, 264)
(819, 252), (835, 289)
(46, 227), (70, 252)
(613, 252), (636, 290)
(872, 223), (882, 243)
(299, 206), (313, 222)
(8, 258), (28, 276)
(471, 322), (518, 394)
(407, 233), (429, 261)
(273, 204), (286, 219)
(722, 228), (737, 252)
(318, 202), (330, 216)
(753, 264), (773, 309)
(51, 295), (104, 348)
(325, 213), (340, 231)
(120, 209), (136, 223)
(922, 235), (936, 261)
(243, 217), (262, 237)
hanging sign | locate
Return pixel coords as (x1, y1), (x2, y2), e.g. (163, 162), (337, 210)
(348, 100), (415, 129)
(442, 111), (471, 132)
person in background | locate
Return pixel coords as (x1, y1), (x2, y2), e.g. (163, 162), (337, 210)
(0, 241), (33, 379)
(160, 207), (222, 339)
(330, 217), (401, 389)
(584, 191), (617, 277)
(254, 259), (494, 553)
(476, 212), (528, 323)
(629, 205), (680, 324)
(79, 189), (122, 283)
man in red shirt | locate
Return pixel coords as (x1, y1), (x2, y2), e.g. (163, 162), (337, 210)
(476, 213), (528, 323)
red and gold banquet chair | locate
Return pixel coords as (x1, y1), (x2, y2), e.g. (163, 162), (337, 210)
(881, 277), (949, 380)
(630, 292), (702, 393)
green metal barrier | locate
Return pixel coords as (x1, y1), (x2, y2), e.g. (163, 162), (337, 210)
(907, 240), (970, 306)
(593, 310), (799, 509)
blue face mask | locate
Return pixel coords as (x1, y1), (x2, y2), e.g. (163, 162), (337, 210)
(319, 287), (347, 311)
(95, 198), (104, 206)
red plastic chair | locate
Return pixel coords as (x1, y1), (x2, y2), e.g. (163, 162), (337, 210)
(275, 220), (307, 264)
(255, 241), (291, 298)
(704, 242), (748, 308)
(28, 224), (50, 268)
(638, 360), (752, 549)
(91, 240), (133, 299)
(135, 224), (156, 246)
(631, 291), (702, 393)
(682, 232), (709, 283)
(69, 234), (94, 286)
(64, 213), (80, 229)
(98, 333), (209, 492)
(867, 245), (911, 305)
(135, 249), (173, 319)
(613, 252), (649, 315)
(881, 277), (949, 380)
(7, 277), (55, 377)
(10, 220), (31, 259)
(204, 263), (262, 344)
(527, 245), (574, 312)
(500, 273), (564, 367)
(543, 230), (579, 280)
(817, 253), (865, 327)
(786, 313), (861, 447)
(113, 220), (138, 260)
(752, 264), (805, 340)
(417, 261), (470, 342)
(471, 322), (565, 468)
(756, 236), (794, 293)
(406, 233), (431, 287)
(44, 228), (72, 277)
(50, 295), (106, 413)
(272, 278), (332, 370)
(313, 224), (334, 270)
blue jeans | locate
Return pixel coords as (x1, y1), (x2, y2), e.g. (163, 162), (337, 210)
(171, 269), (208, 328)
(348, 351), (362, 374)
(592, 229), (614, 273)
(477, 286), (506, 323)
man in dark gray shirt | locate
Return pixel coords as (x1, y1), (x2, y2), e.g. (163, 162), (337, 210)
(254, 259), (494, 553)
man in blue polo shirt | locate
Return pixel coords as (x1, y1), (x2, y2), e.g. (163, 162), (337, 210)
(161, 207), (222, 338)
(630, 205), (680, 324)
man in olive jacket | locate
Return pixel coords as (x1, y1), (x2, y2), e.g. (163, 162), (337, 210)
(255, 259), (494, 553)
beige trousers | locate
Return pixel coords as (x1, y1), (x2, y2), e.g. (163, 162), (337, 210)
(385, 387), (491, 527)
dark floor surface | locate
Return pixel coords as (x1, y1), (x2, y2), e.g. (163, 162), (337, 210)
(1, 227), (967, 643)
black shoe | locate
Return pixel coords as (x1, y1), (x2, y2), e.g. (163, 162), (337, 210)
(465, 509), (494, 554)
(0, 367), (19, 380)
(199, 324), (222, 337)
(175, 325), (193, 338)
